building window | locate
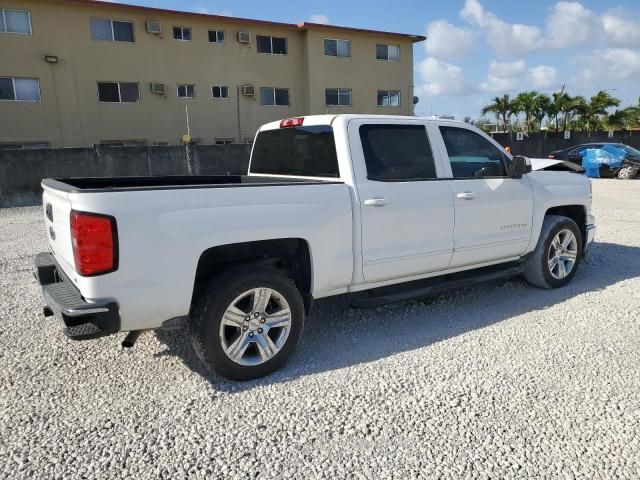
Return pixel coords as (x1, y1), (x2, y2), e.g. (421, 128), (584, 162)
(0, 77), (40, 102)
(208, 29), (224, 43)
(97, 82), (139, 103)
(215, 138), (234, 145)
(376, 44), (400, 61)
(211, 85), (229, 99)
(377, 90), (400, 107)
(325, 88), (352, 107)
(256, 35), (287, 55)
(323, 39), (350, 57)
(173, 26), (191, 41)
(0, 9), (31, 35)
(260, 87), (289, 106)
(90, 18), (134, 42)
(177, 84), (196, 98)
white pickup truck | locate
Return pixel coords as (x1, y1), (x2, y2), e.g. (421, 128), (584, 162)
(36, 115), (596, 380)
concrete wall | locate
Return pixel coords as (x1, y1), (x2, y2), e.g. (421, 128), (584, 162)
(491, 131), (640, 158)
(0, 144), (251, 207)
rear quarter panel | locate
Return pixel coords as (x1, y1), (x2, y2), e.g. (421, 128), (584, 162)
(66, 183), (353, 331)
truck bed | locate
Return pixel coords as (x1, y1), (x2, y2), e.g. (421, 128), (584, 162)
(42, 175), (341, 193)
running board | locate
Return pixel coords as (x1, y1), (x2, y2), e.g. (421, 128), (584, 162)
(350, 264), (524, 309)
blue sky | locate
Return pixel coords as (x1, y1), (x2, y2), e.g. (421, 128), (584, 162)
(107, 0), (640, 119)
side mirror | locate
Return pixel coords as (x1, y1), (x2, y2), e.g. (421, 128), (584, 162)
(511, 155), (532, 178)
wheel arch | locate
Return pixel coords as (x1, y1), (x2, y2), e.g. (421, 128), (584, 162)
(527, 203), (588, 254)
(544, 205), (587, 244)
(190, 238), (313, 314)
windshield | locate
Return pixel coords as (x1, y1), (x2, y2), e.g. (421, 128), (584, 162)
(620, 145), (640, 156)
(250, 125), (339, 178)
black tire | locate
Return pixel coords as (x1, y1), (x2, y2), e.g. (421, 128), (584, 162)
(190, 265), (305, 380)
(523, 215), (583, 289)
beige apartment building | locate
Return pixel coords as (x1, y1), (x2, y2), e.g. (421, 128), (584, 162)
(0, 0), (424, 147)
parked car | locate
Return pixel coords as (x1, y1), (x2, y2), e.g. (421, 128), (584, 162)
(35, 115), (596, 380)
(548, 143), (640, 179)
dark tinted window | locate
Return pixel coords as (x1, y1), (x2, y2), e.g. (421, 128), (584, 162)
(274, 88), (289, 105)
(0, 78), (15, 100)
(119, 83), (139, 102)
(97, 82), (120, 102)
(359, 124), (437, 181)
(256, 35), (272, 53)
(251, 126), (339, 178)
(173, 26), (191, 40)
(272, 37), (287, 54)
(112, 21), (134, 41)
(208, 30), (224, 43)
(257, 35), (287, 54)
(439, 126), (507, 178)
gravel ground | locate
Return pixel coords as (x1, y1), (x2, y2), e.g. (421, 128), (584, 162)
(1, 179), (639, 480)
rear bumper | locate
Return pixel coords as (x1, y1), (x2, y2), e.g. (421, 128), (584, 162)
(34, 252), (120, 340)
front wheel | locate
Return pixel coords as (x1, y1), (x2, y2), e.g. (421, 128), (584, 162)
(523, 215), (583, 289)
(190, 266), (305, 380)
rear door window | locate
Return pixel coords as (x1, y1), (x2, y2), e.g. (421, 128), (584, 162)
(359, 124), (437, 181)
(250, 125), (339, 178)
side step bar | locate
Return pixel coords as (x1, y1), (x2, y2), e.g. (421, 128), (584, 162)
(350, 264), (524, 309)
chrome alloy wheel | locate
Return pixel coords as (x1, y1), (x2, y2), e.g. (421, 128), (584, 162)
(618, 166), (637, 179)
(219, 288), (292, 366)
(548, 228), (578, 280)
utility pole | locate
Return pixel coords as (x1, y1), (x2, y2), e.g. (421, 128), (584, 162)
(183, 104), (194, 175)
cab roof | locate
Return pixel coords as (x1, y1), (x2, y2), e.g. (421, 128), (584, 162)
(259, 114), (467, 131)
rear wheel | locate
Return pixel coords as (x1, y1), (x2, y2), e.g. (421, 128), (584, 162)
(190, 266), (304, 380)
(617, 166), (638, 180)
(523, 215), (582, 289)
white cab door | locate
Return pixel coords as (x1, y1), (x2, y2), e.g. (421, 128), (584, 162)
(348, 120), (455, 283)
(435, 124), (534, 267)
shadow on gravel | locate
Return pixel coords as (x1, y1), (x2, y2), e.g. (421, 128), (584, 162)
(154, 241), (640, 391)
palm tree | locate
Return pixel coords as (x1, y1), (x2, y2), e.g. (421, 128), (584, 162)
(514, 91), (538, 132)
(563, 95), (588, 131)
(515, 91), (551, 132)
(533, 94), (551, 130)
(608, 104), (640, 130)
(481, 94), (517, 132)
(548, 86), (569, 132)
(583, 90), (621, 132)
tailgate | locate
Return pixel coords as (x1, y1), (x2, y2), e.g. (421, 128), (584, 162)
(42, 186), (76, 279)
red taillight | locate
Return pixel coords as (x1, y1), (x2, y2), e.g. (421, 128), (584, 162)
(280, 117), (304, 128)
(548, 154), (556, 159)
(70, 211), (118, 276)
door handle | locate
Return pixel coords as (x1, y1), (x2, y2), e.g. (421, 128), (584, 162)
(456, 191), (477, 200)
(364, 197), (391, 207)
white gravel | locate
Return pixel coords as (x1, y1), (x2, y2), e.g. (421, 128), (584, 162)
(1, 179), (640, 479)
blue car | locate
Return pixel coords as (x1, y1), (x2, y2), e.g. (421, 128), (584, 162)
(548, 143), (640, 179)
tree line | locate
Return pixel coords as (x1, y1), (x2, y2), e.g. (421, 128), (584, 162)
(469, 87), (640, 133)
